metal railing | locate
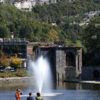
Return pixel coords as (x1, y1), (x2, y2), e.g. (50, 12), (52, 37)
(0, 38), (27, 43)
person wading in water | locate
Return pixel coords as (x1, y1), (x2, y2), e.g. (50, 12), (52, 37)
(36, 92), (43, 100)
(15, 89), (23, 100)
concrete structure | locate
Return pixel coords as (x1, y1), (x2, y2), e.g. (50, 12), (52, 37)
(82, 66), (100, 80)
(0, 40), (82, 81)
(27, 42), (39, 60)
(0, 77), (31, 87)
(35, 45), (82, 82)
(0, 38), (28, 67)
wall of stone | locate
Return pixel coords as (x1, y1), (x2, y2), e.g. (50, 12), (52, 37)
(0, 77), (31, 87)
(75, 48), (82, 79)
(56, 49), (66, 81)
(82, 66), (100, 80)
(56, 48), (82, 81)
(36, 47), (82, 82)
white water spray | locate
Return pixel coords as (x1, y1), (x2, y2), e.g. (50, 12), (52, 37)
(28, 56), (53, 93)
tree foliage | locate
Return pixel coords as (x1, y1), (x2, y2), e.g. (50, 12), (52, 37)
(10, 55), (22, 69)
(0, 1), (100, 66)
(0, 50), (10, 67)
(32, 0), (100, 23)
(83, 16), (100, 66)
(48, 29), (59, 42)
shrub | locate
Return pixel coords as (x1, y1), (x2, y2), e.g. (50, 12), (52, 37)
(10, 55), (22, 69)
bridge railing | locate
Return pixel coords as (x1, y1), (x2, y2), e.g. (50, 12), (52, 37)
(0, 38), (27, 43)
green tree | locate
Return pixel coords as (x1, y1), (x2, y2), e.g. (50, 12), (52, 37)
(48, 29), (59, 42)
(10, 55), (22, 69)
(84, 19), (100, 53)
(0, 50), (10, 67)
(83, 17), (100, 65)
(0, 25), (10, 38)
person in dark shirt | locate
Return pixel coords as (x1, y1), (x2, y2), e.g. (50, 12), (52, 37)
(27, 92), (34, 100)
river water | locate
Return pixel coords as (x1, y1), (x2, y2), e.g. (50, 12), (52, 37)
(0, 82), (100, 100)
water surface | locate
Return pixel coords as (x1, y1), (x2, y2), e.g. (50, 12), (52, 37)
(0, 82), (100, 100)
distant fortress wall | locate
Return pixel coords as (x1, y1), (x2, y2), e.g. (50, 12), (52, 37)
(0, 0), (74, 10)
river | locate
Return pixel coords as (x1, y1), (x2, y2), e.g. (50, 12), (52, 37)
(0, 82), (100, 100)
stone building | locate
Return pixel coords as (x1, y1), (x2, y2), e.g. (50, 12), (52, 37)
(35, 45), (82, 82)
(0, 0), (57, 10)
(0, 0), (74, 10)
(14, 0), (57, 10)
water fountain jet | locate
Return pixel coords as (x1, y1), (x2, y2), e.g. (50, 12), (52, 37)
(28, 56), (53, 93)
(20, 55), (63, 98)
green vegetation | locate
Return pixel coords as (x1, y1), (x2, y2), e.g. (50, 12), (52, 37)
(0, 0), (100, 66)
(83, 16), (100, 66)
(10, 55), (22, 69)
(32, 0), (100, 23)
(0, 51), (28, 78)
(0, 50), (10, 67)
(0, 70), (27, 78)
(0, 50), (23, 68)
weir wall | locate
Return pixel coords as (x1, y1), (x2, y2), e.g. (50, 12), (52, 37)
(0, 77), (31, 87)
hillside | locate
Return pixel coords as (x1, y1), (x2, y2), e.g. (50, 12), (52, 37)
(0, 0), (100, 65)
(32, 0), (100, 23)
